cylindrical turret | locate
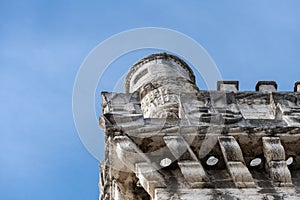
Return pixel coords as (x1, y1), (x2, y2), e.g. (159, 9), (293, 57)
(125, 53), (199, 118)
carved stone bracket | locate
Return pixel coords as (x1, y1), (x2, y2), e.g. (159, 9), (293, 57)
(114, 136), (153, 172)
(218, 136), (256, 188)
(177, 161), (209, 188)
(100, 52), (300, 200)
(262, 137), (293, 187)
(135, 162), (166, 198)
(114, 136), (166, 198)
(163, 135), (209, 187)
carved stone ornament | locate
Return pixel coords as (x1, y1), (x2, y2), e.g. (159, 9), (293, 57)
(99, 53), (300, 200)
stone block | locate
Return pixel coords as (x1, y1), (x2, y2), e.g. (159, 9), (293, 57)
(217, 80), (239, 92)
(256, 81), (277, 93)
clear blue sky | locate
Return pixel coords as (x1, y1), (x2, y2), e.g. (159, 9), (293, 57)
(1, 1), (300, 199)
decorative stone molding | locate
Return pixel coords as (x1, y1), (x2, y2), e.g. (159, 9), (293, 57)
(99, 53), (300, 199)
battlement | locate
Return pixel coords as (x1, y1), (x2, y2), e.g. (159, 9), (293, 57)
(99, 53), (300, 200)
(218, 80), (300, 93)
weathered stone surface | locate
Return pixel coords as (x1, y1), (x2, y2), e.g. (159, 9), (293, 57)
(226, 162), (256, 188)
(163, 135), (209, 187)
(218, 136), (245, 162)
(125, 53), (199, 119)
(262, 137), (286, 162)
(99, 53), (300, 200)
(295, 82), (300, 92)
(154, 188), (299, 200)
(163, 135), (198, 161)
(256, 81), (277, 93)
(262, 137), (293, 187)
(272, 92), (300, 126)
(177, 161), (208, 187)
(268, 161), (292, 186)
(217, 81), (239, 92)
(218, 136), (255, 188)
(114, 136), (153, 172)
(135, 162), (166, 198)
(235, 92), (275, 120)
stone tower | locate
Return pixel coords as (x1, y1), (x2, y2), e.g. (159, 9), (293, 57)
(99, 53), (300, 199)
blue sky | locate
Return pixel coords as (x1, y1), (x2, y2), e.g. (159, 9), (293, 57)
(1, 1), (300, 199)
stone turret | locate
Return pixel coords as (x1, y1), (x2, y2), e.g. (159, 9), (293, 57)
(125, 53), (199, 118)
(99, 53), (300, 200)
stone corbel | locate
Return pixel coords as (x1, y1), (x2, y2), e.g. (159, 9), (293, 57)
(262, 137), (293, 187)
(164, 135), (209, 187)
(114, 136), (166, 198)
(218, 136), (256, 188)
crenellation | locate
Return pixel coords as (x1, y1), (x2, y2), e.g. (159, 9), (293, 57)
(217, 81), (239, 92)
(295, 81), (300, 92)
(256, 81), (278, 93)
(99, 53), (300, 199)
